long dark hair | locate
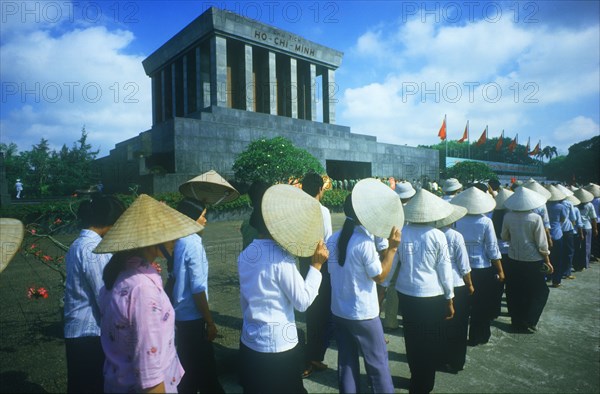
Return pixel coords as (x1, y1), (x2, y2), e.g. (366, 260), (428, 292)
(78, 195), (125, 228)
(103, 250), (140, 290)
(338, 194), (359, 266)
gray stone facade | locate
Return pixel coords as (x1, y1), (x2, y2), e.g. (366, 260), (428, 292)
(96, 7), (438, 194)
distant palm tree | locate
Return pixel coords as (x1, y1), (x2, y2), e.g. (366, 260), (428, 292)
(540, 146), (558, 162)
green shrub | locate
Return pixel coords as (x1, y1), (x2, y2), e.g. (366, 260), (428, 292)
(321, 189), (350, 212)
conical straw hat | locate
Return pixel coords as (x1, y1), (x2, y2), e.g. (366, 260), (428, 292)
(403, 188), (454, 224)
(545, 184), (567, 202)
(442, 178), (462, 193)
(94, 194), (204, 253)
(583, 183), (600, 198)
(352, 178), (404, 238)
(451, 186), (496, 215)
(566, 195), (581, 206)
(494, 188), (514, 210)
(503, 186), (547, 212)
(568, 185), (578, 192)
(573, 188), (594, 204)
(261, 184), (324, 257)
(179, 170), (240, 205)
(394, 181), (416, 199)
(522, 180), (551, 200)
(0, 218), (24, 274)
(555, 184), (574, 197)
(428, 204), (468, 229)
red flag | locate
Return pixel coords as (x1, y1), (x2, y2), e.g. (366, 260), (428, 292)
(438, 116), (447, 141)
(525, 137), (530, 156)
(476, 126), (487, 146)
(458, 121), (469, 143)
(508, 134), (518, 152)
(495, 130), (504, 151)
(528, 140), (540, 156)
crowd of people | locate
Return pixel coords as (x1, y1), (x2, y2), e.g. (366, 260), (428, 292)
(60, 170), (599, 393)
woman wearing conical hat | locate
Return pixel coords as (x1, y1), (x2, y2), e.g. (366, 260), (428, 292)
(237, 184), (329, 394)
(544, 184), (570, 288)
(95, 194), (204, 393)
(393, 188), (455, 393)
(327, 179), (402, 393)
(452, 187), (504, 346)
(501, 187), (553, 333)
(583, 183), (600, 262)
(573, 188), (598, 271)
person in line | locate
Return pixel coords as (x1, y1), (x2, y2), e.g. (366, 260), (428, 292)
(491, 187), (514, 318)
(379, 180), (415, 331)
(556, 185), (578, 280)
(501, 187), (553, 332)
(171, 198), (224, 393)
(299, 172), (333, 378)
(394, 188), (455, 394)
(574, 188), (598, 270)
(238, 184), (329, 393)
(431, 204), (473, 374)
(441, 178), (463, 202)
(96, 194), (204, 393)
(583, 183), (600, 261)
(523, 180), (553, 250)
(240, 181), (271, 249)
(567, 195), (585, 272)
(452, 187), (504, 346)
(545, 185), (568, 288)
(328, 178), (402, 393)
(64, 195), (125, 393)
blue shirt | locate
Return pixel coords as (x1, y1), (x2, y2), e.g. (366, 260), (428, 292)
(532, 205), (550, 229)
(442, 227), (471, 287)
(580, 202), (598, 230)
(328, 226), (383, 320)
(64, 229), (111, 338)
(560, 200), (577, 233)
(547, 201), (568, 240)
(172, 234), (209, 321)
(455, 215), (502, 269)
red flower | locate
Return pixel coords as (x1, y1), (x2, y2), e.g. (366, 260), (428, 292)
(42, 255), (53, 262)
(29, 244), (37, 250)
(150, 261), (162, 274)
(54, 218), (62, 225)
(30, 229), (37, 235)
(27, 286), (49, 300)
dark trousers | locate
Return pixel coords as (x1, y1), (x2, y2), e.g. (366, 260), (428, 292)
(65, 336), (104, 393)
(442, 285), (470, 370)
(550, 236), (564, 284)
(398, 292), (447, 394)
(493, 255), (509, 318)
(299, 258), (334, 363)
(239, 341), (306, 394)
(508, 260), (549, 327)
(561, 232), (575, 277)
(176, 319), (224, 394)
(573, 233), (586, 271)
(469, 267), (497, 344)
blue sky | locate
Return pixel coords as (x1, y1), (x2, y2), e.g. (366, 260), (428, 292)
(1, 1), (599, 157)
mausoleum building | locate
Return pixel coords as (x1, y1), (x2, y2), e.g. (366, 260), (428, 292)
(96, 7), (439, 193)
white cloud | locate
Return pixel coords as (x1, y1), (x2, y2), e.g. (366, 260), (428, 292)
(339, 14), (600, 154)
(0, 19), (150, 156)
(553, 116), (600, 142)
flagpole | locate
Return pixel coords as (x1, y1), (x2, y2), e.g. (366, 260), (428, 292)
(445, 114), (448, 163)
(467, 120), (470, 159)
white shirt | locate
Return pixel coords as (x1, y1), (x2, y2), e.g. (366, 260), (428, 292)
(455, 215), (502, 269)
(320, 204), (333, 242)
(238, 239), (322, 353)
(394, 224), (454, 300)
(580, 202), (598, 230)
(328, 226), (382, 320)
(441, 227), (471, 287)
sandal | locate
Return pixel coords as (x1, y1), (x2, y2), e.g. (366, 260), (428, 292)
(302, 365), (313, 379)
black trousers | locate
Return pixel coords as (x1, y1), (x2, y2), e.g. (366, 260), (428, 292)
(65, 336), (104, 393)
(442, 285), (470, 370)
(508, 260), (549, 327)
(469, 267), (497, 344)
(398, 292), (447, 394)
(176, 319), (224, 394)
(239, 341), (306, 394)
(299, 258), (333, 363)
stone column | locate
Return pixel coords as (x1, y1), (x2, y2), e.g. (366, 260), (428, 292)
(268, 51), (277, 115)
(210, 35), (228, 107)
(290, 58), (298, 119)
(195, 47), (203, 110)
(310, 64), (317, 121)
(160, 69), (166, 122)
(171, 63), (177, 117)
(322, 68), (335, 124)
(151, 75), (158, 124)
(244, 44), (254, 111)
(182, 54), (188, 115)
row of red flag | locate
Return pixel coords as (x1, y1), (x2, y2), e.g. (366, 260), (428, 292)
(437, 116), (541, 156)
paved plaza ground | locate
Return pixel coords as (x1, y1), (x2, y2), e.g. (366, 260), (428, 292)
(1, 212), (599, 393)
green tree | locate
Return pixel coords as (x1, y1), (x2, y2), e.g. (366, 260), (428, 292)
(233, 136), (324, 184)
(543, 136), (599, 184)
(446, 161), (497, 185)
